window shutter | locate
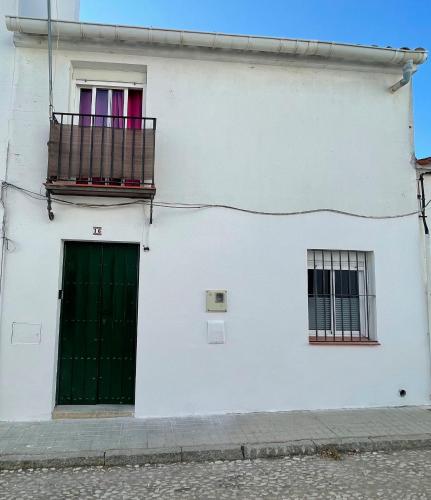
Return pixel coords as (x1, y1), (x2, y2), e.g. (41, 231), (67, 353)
(308, 296), (332, 331)
(335, 297), (360, 332)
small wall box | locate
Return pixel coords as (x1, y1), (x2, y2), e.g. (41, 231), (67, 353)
(206, 290), (227, 312)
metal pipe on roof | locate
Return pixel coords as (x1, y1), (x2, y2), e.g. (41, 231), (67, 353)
(46, 1), (54, 117)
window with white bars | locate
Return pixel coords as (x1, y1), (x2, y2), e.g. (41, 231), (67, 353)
(307, 250), (376, 342)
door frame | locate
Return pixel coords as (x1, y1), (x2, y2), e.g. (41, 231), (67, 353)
(54, 239), (141, 406)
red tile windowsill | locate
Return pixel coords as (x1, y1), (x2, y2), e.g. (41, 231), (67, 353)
(309, 336), (380, 346)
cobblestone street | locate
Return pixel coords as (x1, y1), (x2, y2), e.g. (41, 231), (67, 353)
(2, 449), (431, 499)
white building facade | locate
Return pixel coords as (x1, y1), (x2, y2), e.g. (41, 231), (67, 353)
(0, 0), (430, 421)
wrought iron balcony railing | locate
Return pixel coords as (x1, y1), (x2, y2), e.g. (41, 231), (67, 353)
(46, 112), (156, 199)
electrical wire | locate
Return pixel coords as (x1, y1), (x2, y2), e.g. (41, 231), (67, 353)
(2, 181), (428, 220)
(151, 201), (428, 219)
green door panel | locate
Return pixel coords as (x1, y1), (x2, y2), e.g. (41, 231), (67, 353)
(57, 242), (139, 405)
(98, 244), (139, 404)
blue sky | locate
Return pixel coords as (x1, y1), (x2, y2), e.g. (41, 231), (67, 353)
(81, 0), (430, 158)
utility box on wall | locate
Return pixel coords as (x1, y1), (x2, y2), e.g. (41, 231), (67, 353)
(206, 290), (227, 312)
(11, 322), (41, 345)
(207, 320), (226, 344)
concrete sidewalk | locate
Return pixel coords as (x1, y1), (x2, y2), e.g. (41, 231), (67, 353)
(2, 406), (431, 469)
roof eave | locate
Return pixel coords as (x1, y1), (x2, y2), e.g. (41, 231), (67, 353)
(5, 16), (428, 66)
(417, 158), (431, 171)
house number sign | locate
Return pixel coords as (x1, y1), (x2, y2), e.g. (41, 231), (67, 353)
(93, 226), (102, 236)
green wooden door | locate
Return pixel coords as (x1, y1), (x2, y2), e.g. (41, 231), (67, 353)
(57, 242), (139, 405)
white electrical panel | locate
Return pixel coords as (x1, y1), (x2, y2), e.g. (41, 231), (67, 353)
(207, 320), (226, 344)
(206, 290), (227, 312)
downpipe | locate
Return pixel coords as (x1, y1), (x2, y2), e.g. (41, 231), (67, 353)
(418, 174), (431, 398)
(47, 0), (54, 117)
(390, 59), (413, 93)
(423, 234), (431, 398)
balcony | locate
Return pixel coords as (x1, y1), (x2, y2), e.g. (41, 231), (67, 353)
(46, 112), (156, 199)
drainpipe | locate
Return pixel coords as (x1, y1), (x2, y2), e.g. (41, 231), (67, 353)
(424, 231), (431, 396)
(390, 59), (414, 93)
(47, 0), (54, 118)
(418, 173), (431, 397)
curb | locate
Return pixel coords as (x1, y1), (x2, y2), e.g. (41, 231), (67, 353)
(0, 451), (105, 470)
(2, 435), (431, 470)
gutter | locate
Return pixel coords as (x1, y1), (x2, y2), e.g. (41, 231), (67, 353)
(5, 16), (428, 66)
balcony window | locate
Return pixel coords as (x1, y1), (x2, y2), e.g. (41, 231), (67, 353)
(78, 87), (143, 129)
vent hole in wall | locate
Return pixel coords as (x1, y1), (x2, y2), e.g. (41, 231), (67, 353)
(399, 389), (406, 398)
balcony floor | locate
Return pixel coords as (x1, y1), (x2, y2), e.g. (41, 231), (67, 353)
(45, 181), (156, 199)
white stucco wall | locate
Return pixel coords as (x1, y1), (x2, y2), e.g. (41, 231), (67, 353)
(136, 209), (429, 417)
(0, 39), (429, 420)
(40, 46), (418, 216)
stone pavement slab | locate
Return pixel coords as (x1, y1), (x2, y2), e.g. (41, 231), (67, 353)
(1, 406), (431, 468)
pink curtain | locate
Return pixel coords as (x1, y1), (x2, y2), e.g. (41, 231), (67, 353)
(127, 89), (143, 129)
(79, 89), (92, 126)
(112, 90), (124, 128)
